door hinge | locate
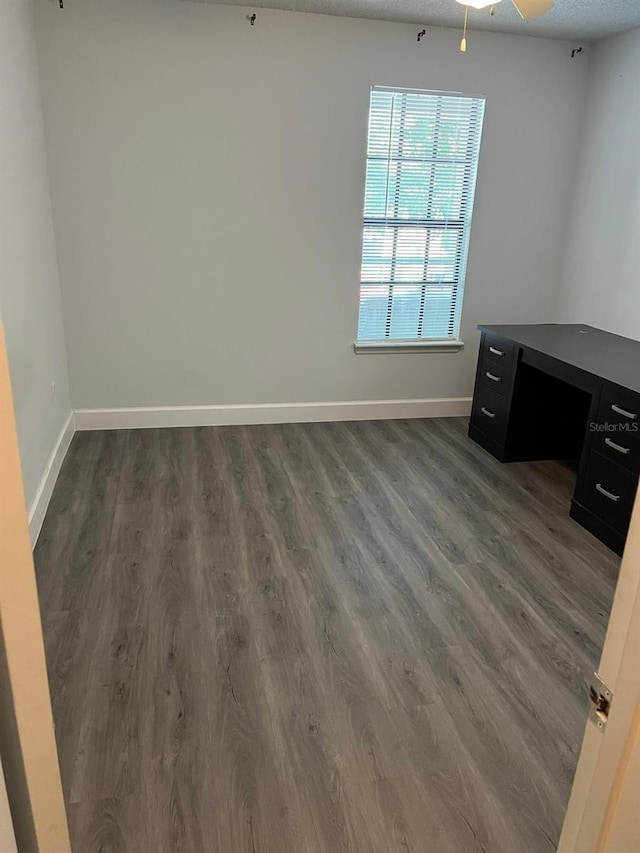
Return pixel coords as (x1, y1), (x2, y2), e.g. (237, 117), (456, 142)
(589, 672), (613, 731)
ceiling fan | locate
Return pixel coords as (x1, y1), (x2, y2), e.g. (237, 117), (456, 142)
(456, 0), (554, 52)
(456, 0), (554, 18)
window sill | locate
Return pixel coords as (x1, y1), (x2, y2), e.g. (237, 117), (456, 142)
(354, 340), (464, 354)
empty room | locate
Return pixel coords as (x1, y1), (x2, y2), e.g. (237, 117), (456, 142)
(2, 0), (640, 851)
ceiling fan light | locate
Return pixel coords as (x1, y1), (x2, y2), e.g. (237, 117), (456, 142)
(455, 0), (503, 9)
(511, 0), (554, 18)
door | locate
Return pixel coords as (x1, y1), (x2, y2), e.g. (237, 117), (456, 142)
(0, 757), (18, 853)
(559, 490), (640, 851)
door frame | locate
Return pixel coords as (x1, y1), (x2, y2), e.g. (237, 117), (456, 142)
(0, 325), (71, 853)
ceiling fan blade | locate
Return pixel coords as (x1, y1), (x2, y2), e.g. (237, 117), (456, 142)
(511, 0), (554, 19)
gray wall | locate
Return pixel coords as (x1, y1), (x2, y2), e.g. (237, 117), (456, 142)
(34, 0), (589, 410)
(0, 0), (71, 506)
(555, 28), (640, 340)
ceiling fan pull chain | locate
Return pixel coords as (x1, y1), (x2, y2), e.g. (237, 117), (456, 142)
(460, 5), (469, 52)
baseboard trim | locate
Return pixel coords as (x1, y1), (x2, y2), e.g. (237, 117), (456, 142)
(28, 412), (75, 547)
(74, 398), (472, 431)
(28, 401), (470, 542)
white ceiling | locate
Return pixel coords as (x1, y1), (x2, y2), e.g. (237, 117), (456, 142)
(179, 0), (640, 42)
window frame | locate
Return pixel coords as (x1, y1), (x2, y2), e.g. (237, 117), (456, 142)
(354, 86), (486, 353)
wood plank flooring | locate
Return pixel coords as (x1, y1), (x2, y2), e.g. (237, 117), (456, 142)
(34, 418), (620, 853)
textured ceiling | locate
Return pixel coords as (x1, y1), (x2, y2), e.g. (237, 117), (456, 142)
(178, 0), (640, 41)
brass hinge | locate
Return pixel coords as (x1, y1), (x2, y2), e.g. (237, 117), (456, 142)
(589, 672), (613, 731)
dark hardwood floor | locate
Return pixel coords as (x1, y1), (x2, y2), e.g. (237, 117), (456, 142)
(34, 418), (620, 853)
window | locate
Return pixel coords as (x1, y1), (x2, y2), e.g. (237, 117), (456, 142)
(356, 87), (485, 349)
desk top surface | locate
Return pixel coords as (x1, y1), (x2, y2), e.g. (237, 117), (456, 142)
(478, 324), (640, 394)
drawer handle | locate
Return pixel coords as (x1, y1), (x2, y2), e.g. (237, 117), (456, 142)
(481, 407), (496, 419)
(595, 483), (621, 502)
(611, 404), (637, 421)
(489, 346), (505, 357)
(485, 372), (501, 383)
(604, 437), (631, 455)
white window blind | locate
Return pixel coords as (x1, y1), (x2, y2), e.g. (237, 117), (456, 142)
(357, 87), (486, 343)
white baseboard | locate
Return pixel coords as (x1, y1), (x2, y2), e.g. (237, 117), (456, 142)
(27, 400), (469, 543)
(74, 398), (472, 431)
(28, 412), (76, 547)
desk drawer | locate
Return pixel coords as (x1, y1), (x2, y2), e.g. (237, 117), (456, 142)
(470, 383), (509, 444)
(596, 385), (640, 430)
(590, 429), (640, 475)
(479, 354), (512, 395)
(481, 333), (515, 367)
(580, 451), (638, 533)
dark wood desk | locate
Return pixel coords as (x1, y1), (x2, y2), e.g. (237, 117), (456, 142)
(468, 323), (640, 554)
